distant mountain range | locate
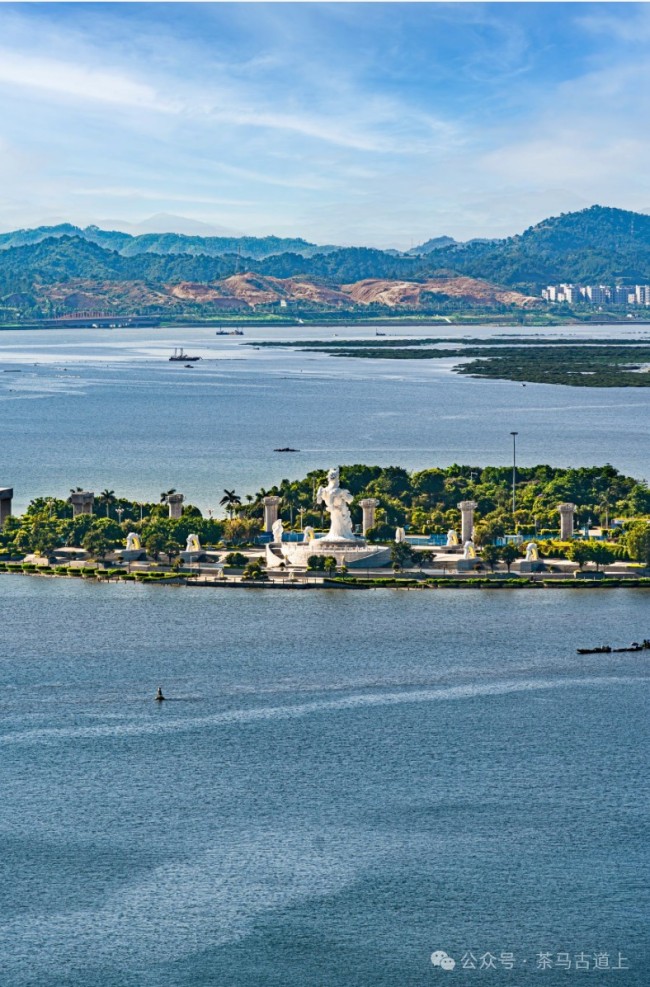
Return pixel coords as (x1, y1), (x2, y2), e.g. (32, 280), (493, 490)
(0, 223), (343, 260)
(1, 206), (650, 317)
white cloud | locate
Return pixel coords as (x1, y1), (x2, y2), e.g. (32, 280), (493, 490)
(482, 136), (650, 188)
(578, 6), (650, 44)
(72, 187), (255, 207)
(0, 50), (177, 112)
(0, 4), (648, 243)
(0, 47), (435, 154)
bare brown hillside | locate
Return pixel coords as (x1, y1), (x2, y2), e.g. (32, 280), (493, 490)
(342, 277), (539, 308)
(35, 273), (539, 312)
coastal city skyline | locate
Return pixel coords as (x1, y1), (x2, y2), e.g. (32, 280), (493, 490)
(1, 2), (650, 246)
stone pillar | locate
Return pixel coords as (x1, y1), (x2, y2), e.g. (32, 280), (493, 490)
(69, 491), (94, 517)
(0, 487), (13, 529)
(359, 498), (379, 535)
(558, 503), (576, 541)
(263, 496), (281, 533)
(167, 493), (184, 519)
(458, 500), (477, 545)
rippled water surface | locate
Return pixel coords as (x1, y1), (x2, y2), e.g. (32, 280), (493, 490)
(0, 578), (648, 985)
(1, 322), (650, 511)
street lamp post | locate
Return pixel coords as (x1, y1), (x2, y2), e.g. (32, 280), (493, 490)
(510, 432), (518, 516)
(116, 507), (124, 524)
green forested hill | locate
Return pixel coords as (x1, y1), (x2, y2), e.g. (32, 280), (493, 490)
(1, 206), (650, 307)
(0, 237), (235, 293)
(430, 206), (650, 288)
(0, 237), (420, 294)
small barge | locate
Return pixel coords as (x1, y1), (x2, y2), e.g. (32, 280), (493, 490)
(577, 640), (650, 655)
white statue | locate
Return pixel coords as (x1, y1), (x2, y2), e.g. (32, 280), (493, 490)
(126, 532), (141, 551)
(272, 518), (284, 543)
(525, 542), (539, 561)
(446, 529), (459, 546)
(303, 526), (315, 543)
(186, 533), (201, 553)
(463, 540), (476, 559)
(395, 527), (406, 543)
(316, 467), (356, 541)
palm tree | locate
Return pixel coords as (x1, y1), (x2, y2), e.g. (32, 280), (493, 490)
(282, 486), (301, 527)
(98, 489), (116, 517)
(220, 489), (242, 518)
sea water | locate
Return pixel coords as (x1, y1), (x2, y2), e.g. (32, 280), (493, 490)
(1, 323), (649, 511)
(0, 577), (648, 985)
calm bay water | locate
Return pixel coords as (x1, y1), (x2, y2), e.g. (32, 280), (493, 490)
(1, 323), (649, 984)
(0, 577), (648, 985)
(1, 323), (650, 511)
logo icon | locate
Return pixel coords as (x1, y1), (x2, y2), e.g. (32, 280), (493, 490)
(431, 950), (456, 971)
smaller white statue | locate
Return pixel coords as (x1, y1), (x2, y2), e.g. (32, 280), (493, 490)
(126, 532), (142, 551)
(303, 526), (315, 543)
(395, 527), (406, 543)
(463, 540), (476, 559)
(446, 529), (459, 546)
(272, 518), (284, 543)
(186, 533), (201, 553)
(525, 542), (539, 561)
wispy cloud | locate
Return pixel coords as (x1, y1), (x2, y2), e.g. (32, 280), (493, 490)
(0, 49), (177, 112)
(73, 186), (255, 207)
(0, 2), (648, 245)
(0, 46), (443, 155)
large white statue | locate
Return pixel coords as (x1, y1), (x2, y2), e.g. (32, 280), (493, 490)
(463, 540), (477, 559)
(126, 532), (142, 551)
(446, 530), (459, 546)
(272, 518), (284, 543)
(525, 542), (539, 561)
(316, 467), (357, 541)
(303, 526), (315, 543)
(186, 533), (201, 553)
(395, 527), (406, 543)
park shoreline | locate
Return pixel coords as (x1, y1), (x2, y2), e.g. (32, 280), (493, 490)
(2, 567), (649, 591)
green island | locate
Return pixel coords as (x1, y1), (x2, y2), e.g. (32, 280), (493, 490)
(2, 465), (649, 588)
(253, 338), (650, 387)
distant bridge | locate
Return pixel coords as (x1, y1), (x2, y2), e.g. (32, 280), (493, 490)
(35, 312), (161, 327)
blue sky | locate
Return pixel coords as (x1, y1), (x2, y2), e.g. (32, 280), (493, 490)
(0, 2), (649, 247)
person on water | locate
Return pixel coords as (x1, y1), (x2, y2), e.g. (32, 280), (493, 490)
(155, 686), (166, 702)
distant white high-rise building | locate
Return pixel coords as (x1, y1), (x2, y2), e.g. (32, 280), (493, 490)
(544, 282), (650, 306)
(612, 285), (630, 305)
(585, 285), (609, 305)
(560, 283), (581, 304)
